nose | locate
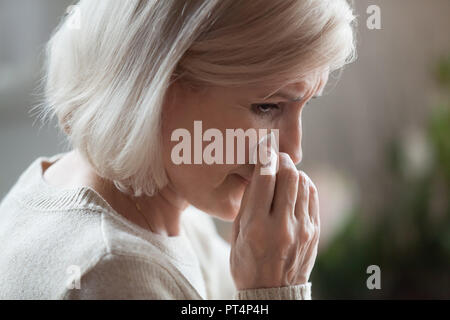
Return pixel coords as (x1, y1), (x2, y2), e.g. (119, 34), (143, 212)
(278, 114), (303, 166)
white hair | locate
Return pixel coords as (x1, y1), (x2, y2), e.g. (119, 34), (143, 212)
(34, 0), (357, 197)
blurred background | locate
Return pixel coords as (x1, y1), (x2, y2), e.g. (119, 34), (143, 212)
(0, 0), (449, 298)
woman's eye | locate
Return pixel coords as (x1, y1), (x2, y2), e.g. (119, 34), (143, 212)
(251, 103), (280, 116)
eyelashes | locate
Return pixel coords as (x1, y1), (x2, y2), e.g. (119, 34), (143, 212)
(251, 103), (281, 117)
(250, 98), (316, 118)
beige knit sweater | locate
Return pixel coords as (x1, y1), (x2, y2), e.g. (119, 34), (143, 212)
(0, 153), (312, 300)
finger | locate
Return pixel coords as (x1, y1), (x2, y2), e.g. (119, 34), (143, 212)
(235, 133), (278, 231)
(308, 180), (320, 228)
(272, 153), (299, 218)
(296, 213), (319, 268)
(297, 232), (318, 282)
(295, 221), (314, 281)
(231, 179), (253, 244)
(294, 170), (310, 222)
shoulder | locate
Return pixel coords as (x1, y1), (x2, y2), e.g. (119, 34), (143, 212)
(62, 251), (200, 299)
(61, 205), (210, 300)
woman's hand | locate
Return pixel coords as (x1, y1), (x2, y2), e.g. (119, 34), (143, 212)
(230, 140), (320, 290)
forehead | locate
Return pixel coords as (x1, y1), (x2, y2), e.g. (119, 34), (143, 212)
(282, 69), (329, 93)
(187, 68), (329, 102)
(255, 68), (330, 100)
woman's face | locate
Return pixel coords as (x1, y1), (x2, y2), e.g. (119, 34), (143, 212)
(161, 69), (329, 221)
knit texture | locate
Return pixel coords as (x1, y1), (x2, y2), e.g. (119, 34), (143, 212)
(0, 153), (312, 300)
(234, 283), (312, 300)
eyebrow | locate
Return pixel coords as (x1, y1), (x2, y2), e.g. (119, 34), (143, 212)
(261, 90), (320, 102)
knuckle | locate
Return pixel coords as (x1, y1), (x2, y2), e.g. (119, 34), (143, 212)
(298, 170), (311, 181)
(278, 162), (299, 183)
(278, 153), (296, 170)
(276, 228), (295, 247)
(298, 170), (318, 195)
(314, 217), (321, 230)
(283, 171), (299, 187)
(277, 152), (291, 164)
(300, 226), (314, 242)
(297, 170), (309, 188)
(315, 226), (321, 240)
(310, 225), (319, 239)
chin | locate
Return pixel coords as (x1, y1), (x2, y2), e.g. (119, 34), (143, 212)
(190, 187), (245, 222)
(210, 187), (246, 221)
(211, 201), (241, 221)
(184, 173), (248, 221)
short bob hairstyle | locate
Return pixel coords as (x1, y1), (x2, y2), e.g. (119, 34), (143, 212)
(36, 0), (357, 197)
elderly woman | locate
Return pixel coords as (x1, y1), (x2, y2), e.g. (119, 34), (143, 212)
(0, 0), (356, 299)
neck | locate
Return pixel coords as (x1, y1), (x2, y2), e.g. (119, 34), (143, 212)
(73, 149), (189, 237)
(136, 183), (189, 237)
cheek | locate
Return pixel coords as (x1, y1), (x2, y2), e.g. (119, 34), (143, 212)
(160, 92), (258, 217)
(173, 162), (239, 195)
(167, 162), (222, 190)
(166, 162), (246, 219)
